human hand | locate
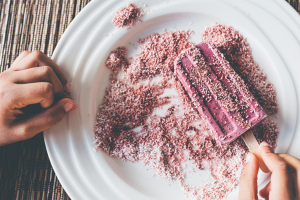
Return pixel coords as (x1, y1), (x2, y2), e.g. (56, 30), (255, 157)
(0, 51), (77, 146)
(238, 141), (299, 200)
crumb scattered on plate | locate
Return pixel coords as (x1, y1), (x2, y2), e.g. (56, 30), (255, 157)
(112, 3), (145, 29)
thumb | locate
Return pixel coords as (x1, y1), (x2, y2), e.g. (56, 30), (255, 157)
(238, 153), (259, 200)
(259, 142), (294, 200)
(17, 98), (77, 139)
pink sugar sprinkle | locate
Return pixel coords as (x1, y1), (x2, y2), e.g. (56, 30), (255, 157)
(112, 3), (144, 29)
(127, 30), (194, 83)
(105, 46), (128, 80)
(94, 24), (279, 200)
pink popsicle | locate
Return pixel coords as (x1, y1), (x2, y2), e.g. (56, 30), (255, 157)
(175, 42), (267, 145)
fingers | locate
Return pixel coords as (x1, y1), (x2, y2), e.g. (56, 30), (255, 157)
(12, 66), (66, 100)
(238, 153), (259, 200)
(278, 154), (300, 170)
(259, 182), (271, 200)
(259, 142), (294, 200)
(14, 98), (77, 141)
(11, 51), (70, 92)
(11, 51), (31, 67)
(278, 153), (300, 199)
(11, 83), (55, 109)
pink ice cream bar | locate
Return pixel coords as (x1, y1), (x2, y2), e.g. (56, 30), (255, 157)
(175, 43), (267, 145)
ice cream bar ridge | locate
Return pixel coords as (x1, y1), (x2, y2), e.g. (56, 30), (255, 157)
(175, 43), (267, 145)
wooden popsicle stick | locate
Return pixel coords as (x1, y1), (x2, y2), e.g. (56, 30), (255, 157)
(241, 130), (270, 173)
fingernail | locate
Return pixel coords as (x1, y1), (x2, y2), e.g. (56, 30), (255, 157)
(72, 102), (78, 110)
(64, 83), (71, 93)
(260, 141), (270, 147)
(246, 153), (251, 163)
(63, 101), (74, 112)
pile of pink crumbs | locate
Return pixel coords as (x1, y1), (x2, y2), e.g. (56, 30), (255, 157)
(112, 3), (145, 29)
(93, 23), (279, 200)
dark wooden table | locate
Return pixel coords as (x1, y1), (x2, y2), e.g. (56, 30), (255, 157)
(0, 0), (299, 199)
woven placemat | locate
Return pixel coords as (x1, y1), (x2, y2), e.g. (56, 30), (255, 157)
(0, 0), (299, 200)
(0, 0), (91, 199)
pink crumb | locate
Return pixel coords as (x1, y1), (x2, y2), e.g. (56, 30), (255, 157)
(112, 3), (145, 29)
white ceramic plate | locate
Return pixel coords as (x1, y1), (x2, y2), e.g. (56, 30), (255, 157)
(44, 0), (300, 199)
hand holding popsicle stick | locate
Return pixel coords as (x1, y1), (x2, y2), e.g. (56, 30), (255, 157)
(239, 142), (299, 200)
